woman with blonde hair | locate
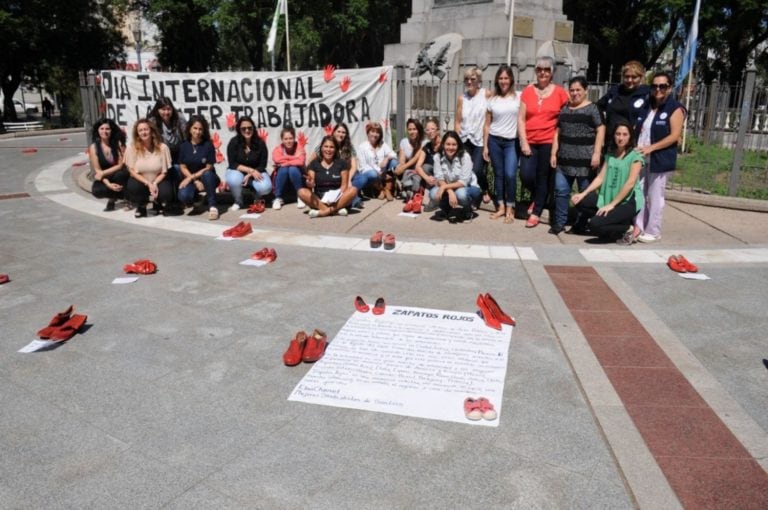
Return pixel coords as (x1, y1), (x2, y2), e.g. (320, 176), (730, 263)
(597, 60), (650, 141)
(455, 67), (490, 203)
(125, 119), (174, 217)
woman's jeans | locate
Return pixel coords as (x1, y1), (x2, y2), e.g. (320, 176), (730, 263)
(225, 168), (273, 206)
(429, 185), (482, 212)
(274, 166), (304, 200)
(351, 169), (380, 191)
(519, 143), (553, 216)
(487, 135), (518, 207)
(464, 141), (488, 194)
(553, 171), (591, 227)
(177, 170), (221, 207)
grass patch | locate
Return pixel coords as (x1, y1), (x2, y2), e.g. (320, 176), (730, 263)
(672, 138), (768, 200)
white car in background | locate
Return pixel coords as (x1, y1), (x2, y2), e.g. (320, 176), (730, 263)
(1, 98), (39, 115)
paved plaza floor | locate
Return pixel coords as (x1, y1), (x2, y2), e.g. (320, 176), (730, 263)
(1, 132), (767, 509)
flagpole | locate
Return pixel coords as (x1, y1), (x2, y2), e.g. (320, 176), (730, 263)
(284, 0), (291, 71)
(505, 0), (516, 66)
(681, 64), (695, 153)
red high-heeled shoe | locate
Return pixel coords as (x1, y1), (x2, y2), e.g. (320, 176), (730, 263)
(484, 293), (516, 326)
(476, 294), (501, 330)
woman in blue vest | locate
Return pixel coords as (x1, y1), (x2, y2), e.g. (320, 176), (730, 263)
(633, 71), (685, 243)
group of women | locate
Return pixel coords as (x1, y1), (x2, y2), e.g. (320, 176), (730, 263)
(91, 63), (684, 237)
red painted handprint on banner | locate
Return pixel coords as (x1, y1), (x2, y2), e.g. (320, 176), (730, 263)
(297, 131), (308, 148)
(378, 69), (388, 83)
(226, 113), (236, 130)
(340, 76), (351, 92)
(324, 65), (336, 82)
(212, 132), (222, 150)
(257, 129), (269, 144)
(324, 124), (334, 136)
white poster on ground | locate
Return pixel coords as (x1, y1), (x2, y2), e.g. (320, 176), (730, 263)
(288, 305), (513, 427)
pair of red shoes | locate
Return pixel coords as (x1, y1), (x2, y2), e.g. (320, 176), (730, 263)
(0, 274), (9, 284)
(667, 254), (699, 273)
(123, 259), (157, 275)
(370, 231), (396, 250)
(223, 221), (253, 238)
(402, 193), (424, 214)
(251, 248), (277, 263)
(37, 305), (88, 342)
(354, 296), (385, 315)
(464, 397), (497, 421)
(476, 293), (516, 330)
(247, 200), (266, 214)
(283, 329), (328, 366)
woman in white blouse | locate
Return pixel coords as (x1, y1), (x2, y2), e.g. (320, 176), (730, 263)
(355, 122), (397, 201)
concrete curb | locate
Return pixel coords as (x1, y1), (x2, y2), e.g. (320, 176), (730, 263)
(0, 127), (85, 140)
(666, 189), (768, 213)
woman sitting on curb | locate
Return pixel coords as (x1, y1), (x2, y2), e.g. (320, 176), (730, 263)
(89, 118), (128, 211)
(177, 115), (220, 220)
(355, 122), (398, 201)
(299, 135), (358, 218)
(225, 116), (272, 212)
(430, 131), (481, 223)
(571, 121), (644, 242)
(125, 119), (174, 218)
(271, 126), (306, 210)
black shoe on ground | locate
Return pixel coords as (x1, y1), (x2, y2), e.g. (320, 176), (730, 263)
(104, 199), (116, 212)
(548, 224), (565, 235)
(134, 206), (147, 218)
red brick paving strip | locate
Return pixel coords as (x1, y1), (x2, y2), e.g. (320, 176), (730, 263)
(546, 265), (768, 509)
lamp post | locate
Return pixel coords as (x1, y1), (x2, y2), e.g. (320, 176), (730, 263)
(132, 20), (143, 72)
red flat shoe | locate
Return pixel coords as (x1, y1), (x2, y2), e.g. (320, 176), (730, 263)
(667, 255), (686, 273)
(247, 200), (266, 214)
(224, 221), (252, 238)
(383, 233), (396, 250)
(476, 397), (497, 421)
(527, 202), (535, 216)
(251, 248), (270, 260)
(464, 397), (482, 421)
(123, 259), (157, 274)
(37, 305), (75, 338)
(402, 200), (414, 213)
(476, 294), (501, 330)
(0, 274), (9, 284)
(526, 215), (540, 228)
(302, 329), (327, 363)
(411, 193), (423, 214)
(283, 331), (307, 366)
(263, 248), (277, 263)
(677, 254), (698, 273)
(484, 293), (516, 326)
(354, 296), (369, 313)
(370, 230), (384, 249)
(50, 314), (87, 342)
(372, 297), (386, 315)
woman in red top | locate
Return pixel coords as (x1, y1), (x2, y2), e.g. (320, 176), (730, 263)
(271, 126), (306, 210)
(518, 56), (569, 228)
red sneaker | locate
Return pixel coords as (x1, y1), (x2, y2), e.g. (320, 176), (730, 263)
(476, 397), (497, 421)
(263, 248), (277, 263)
(464, 398), (482, 420)
(247, 200), (266, 214)
(411, 193), (423, 214)
(251, 248), (270, 260)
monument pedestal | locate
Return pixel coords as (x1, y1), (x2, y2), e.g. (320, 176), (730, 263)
(383, 0), (589, 84)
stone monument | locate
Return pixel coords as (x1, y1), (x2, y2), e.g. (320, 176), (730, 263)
(383, 0), (589, 84)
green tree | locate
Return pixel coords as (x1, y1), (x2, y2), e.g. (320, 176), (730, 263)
(0, 0), (125, 122)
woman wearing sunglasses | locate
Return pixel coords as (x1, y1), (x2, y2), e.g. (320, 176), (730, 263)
(631, 71), (685, 244)
(225, 116), (272, 212)
(596, 60), (651, 142)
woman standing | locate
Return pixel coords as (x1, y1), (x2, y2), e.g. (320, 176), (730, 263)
(518, 56), (569, 228)
(550, 77), (605, 234)
(177, 115), (220, 220)
(430, 131), (481, 223)
(455, 67), (490, 203)
(125, 119), (174, 218)
(299, 136), (358, 218)
(356, 122), (398, 201)
(271, 126), (306, 210)
(571, 122), (644, 242)
(394, 118), (425, 200)
(597, 60), (650, 141)
(225, 116), (272, 212)
(483, 64), (520, 223)
(633, 71), (685, 243)
(89, 118), (128, 211)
